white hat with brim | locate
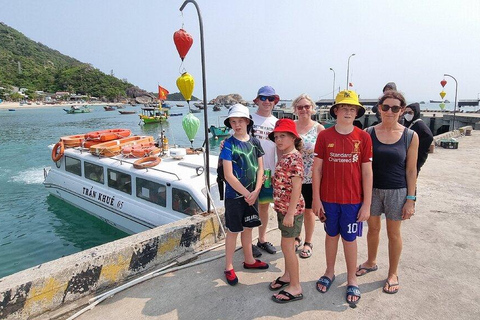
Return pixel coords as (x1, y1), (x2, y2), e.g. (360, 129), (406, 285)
(224, 104), (253, 128)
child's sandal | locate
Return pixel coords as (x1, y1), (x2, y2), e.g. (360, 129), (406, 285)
(294, 237), (302, 252)
(299, 242), (313, 259)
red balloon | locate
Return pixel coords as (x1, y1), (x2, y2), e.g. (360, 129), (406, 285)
(173, 29), (193, 61)
(440, 79), (447, 87)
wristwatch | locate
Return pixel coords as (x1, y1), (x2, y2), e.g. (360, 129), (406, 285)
(406, 195), (416, 201)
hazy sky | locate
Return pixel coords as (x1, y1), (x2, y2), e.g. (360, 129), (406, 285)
(1, 0), (479, 102)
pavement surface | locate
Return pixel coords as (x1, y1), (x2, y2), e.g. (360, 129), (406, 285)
(67, 131), (480, 320)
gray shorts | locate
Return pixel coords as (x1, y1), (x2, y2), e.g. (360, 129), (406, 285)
(370, 188), (407, 221)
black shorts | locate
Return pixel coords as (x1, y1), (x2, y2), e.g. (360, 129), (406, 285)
(225, 197), (261, 233)
(301, 184), (313, 209)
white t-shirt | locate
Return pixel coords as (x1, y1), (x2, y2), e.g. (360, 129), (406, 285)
(251, 113), (278, 173)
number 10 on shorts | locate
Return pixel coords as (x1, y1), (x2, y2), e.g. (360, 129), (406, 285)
(347, 222), (363, 237)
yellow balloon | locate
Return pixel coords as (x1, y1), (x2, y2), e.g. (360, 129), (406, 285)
(440, 90), (446, 99)
(176, 72), (195, 102)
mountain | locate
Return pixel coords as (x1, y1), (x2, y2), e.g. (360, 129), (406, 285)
(0, 22), (134, 101)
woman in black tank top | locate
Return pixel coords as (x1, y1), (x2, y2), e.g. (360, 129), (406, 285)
(357, 91), (419, 294)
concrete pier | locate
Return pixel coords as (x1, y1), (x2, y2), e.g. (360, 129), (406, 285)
(62, 131), (480, 319)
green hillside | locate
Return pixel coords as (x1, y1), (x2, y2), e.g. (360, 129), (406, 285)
(0, 22), (133, 101)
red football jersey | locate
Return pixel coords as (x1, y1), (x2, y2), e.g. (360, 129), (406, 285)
(314, 126), (372, 204)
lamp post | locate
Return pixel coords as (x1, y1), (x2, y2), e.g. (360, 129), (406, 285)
(444, 73), (458, 131)
(346, 53), (355, 90)
(329, 68), (335, 102)
(179, 0), (211, 212)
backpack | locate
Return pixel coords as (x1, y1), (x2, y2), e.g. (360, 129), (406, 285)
(217, 158), (225, 200)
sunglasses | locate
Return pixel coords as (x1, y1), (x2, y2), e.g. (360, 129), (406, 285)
(380, 104), (402, 113)
(296, 105), (311, 110)
(259, 96), (276, 102)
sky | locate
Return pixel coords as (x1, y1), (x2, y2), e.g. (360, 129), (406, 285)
(1, 0), (479, 102)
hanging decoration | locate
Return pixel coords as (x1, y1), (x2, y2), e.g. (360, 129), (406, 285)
(176, 72), (195, 102)
(440, 90), (446, 99)
(440, 79), (447, 87)
(439, 103), (446, 110)
(182, 113), (200, 148)
(173, 29), (193, 61)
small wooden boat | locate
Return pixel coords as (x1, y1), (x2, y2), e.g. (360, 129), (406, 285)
(209, 125), (230, 138)
(139, 107), (169, 124)
(170, 112), (183, 117)
(103, 105), (116, 111)
(176, 104), (184, 108)
(63, 105), (92, 114)
(119, 110), (136, 115)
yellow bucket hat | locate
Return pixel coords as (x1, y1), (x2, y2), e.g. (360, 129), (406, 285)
(330, 90), (365, 119)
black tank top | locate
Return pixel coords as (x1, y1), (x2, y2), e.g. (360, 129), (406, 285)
(370, 128), (409, 189)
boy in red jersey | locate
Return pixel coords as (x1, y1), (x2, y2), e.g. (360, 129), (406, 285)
(312, 90), (373, 307)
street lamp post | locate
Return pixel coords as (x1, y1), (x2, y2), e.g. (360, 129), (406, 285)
(179, 0), (211, 212)
(346, 53), (355, 90)
(444, 73), (458, 131)
(329, 68), (335, 102)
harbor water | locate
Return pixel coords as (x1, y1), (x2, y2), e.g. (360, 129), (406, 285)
(0, 102), (234, 278)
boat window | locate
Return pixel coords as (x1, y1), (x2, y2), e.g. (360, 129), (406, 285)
(84, 162), (104, 184)
(107, 169), (131, 195)
(172, 188), (202, 216)
(136, 177), (166, 207)
(65, 156), (81, 176)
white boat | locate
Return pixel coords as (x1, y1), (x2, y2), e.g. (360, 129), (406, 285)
(43, 137), (221, 234)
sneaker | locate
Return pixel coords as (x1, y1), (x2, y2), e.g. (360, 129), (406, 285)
(252, 244), (262, 258)
(243, 259), (269, 270)
(257, 241), (277, 254)
(224, 269), (238, 286)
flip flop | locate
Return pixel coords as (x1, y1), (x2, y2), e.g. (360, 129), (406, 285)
(383, 278), (399, 294)
(346, 285), (361, 308)
(316, 275), (335, 293)
(269, 277), (290, 291)
(355, 264), (378, 276)
(272, 290), (304, 304)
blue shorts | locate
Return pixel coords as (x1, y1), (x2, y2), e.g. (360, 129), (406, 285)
(258, 186), (273, 204)
(322, 202), (362, 242)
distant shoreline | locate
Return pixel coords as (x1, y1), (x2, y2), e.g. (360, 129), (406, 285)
(0, 102), (122, 110)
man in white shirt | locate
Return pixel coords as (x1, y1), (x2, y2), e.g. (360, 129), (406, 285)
(250, 86), (280, 257)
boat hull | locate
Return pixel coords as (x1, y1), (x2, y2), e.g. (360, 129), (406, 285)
(209, 125), (230, 137)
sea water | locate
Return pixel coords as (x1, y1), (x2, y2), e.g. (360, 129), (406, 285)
(0, 102), (233, 278)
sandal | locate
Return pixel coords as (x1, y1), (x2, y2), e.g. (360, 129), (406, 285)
(299, 242), (313, 259)
(269, 277), (290, 291)
(294, 237), (302, 252)
(346, 285), (361, 307)
(272, 290), (304, 304)
(316, 275), (335, 293)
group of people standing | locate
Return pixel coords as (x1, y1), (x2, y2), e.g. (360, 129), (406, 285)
(218, 84), (433, 306)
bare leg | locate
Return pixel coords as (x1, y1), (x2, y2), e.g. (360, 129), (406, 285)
(384, 219), (402, 292)
(317, 234), (339, 292)
(357, 216), (381, 275)
(240, 228), (256, 265)
(299, 208), (315, 257)
(273, 237), (302, 300)
(343, 238), (359, 302)
(257, 203), (270, 243)
(225, 231), (238, 271)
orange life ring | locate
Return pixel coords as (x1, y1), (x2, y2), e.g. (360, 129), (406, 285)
(133, 156), (161, 169)
(52, 141), (65, 162)
(122, 143), (161, 158)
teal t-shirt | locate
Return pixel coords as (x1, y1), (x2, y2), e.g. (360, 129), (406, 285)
(219, 136), (264, 199)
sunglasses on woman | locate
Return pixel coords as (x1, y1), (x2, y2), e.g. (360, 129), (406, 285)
(296, 105), (311, 110)
(259, 96), (276, 102)
(380, 104), (402, 113)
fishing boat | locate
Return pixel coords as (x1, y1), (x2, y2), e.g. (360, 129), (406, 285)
(44, 132), (221, 234)
(139, 107), (170, 124)
(176, 104), (184, 108)
(63, 105), (92, 114)
(209, 125), (230, 138)
(103, 105), (116, 111)
(119, 110), (136, 115)
(170, 112), (183, 117)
